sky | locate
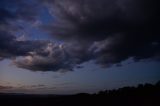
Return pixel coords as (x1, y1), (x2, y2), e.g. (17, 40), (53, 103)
(0, 0), (160, 94)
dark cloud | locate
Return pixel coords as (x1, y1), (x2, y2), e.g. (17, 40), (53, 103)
(0, 84), (53, 92)
(14, 43), (73, 72)
(0, 0), (64, 71)
(0, 85), (13, 90)
(13, 42), (92, 72)
(0, 30), (70, 72)
(41, 0), (160, 67)
(0, 30), (49, 58)
(18, 84), (46, 89)
(0, 0), (40, 21)
(42, 0), (160, 41)
(90, 34), (160, 67)
(0, 0), (160, 72)
(0, 0), (43, 52)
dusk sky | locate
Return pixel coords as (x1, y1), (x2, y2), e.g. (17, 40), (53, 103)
(0, 0), (160, 94)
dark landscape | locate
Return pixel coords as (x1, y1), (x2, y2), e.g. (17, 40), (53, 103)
(0, 0), (160, 106)
(1, 81), (160, 106)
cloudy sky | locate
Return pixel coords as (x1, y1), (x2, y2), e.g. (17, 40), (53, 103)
(0, 0), (160, 94)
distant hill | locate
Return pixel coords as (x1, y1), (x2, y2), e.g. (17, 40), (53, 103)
(0, 81), (160, 106)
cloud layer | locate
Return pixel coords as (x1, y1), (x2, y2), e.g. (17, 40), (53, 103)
(40, 0), (160, 68)
(0, 0), (160, 72)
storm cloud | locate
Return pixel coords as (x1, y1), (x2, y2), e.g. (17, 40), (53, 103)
(0, 0), (160, 72)
(0, 85), (13, 90)
(41, 0), (160, 67)
(42, 0), (160, 41)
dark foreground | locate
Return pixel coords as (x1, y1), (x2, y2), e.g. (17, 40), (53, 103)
(0, 82), (160, 106)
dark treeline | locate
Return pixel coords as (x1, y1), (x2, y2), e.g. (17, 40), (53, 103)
(97, 81), (160, 96)
(0, 81), (160, 106)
